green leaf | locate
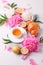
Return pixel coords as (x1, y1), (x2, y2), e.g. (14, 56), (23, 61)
(0, 14), (7, 20)
(40, 37), (43, 43)
(4, 41), (12, 44)
(33, 15), (39, 22)
(3, 38), (12, 44)
(37, 21), (43, 24)
(10, 3), (17, 8)
(33, 15), (43, 24)
(3, 39), (11, 41)
(0, 18), (3, 23)
(0, 14), (7, 25)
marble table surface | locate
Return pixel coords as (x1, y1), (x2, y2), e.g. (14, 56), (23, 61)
(0, 0), (43, 65)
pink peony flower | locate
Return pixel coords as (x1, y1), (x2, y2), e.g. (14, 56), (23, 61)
(22, 34), (40, 52)
(6, 14), (23, 27)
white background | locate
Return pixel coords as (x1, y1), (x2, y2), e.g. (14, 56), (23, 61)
(0, 0), (43, 65)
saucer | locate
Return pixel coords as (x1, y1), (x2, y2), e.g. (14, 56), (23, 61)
(8, 27), (27, 43)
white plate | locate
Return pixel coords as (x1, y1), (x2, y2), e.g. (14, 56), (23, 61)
(8, 27), (27, 43)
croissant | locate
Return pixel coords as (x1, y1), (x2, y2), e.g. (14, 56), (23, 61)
(27, 21), (40, 36)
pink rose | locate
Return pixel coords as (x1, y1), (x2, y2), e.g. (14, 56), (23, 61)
(6, 14), (23, 27)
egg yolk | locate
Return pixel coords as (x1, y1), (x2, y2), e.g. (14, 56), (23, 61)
(12, 29), (21, 36)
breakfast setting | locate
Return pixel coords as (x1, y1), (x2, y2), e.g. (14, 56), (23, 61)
(0, 0), (43, 65)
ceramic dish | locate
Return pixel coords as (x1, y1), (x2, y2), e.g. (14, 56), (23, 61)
(8, 27), (27, 43)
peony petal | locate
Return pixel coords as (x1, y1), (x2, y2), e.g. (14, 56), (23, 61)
(29, 59), (38, 65)
(21, 54), (28, 60)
